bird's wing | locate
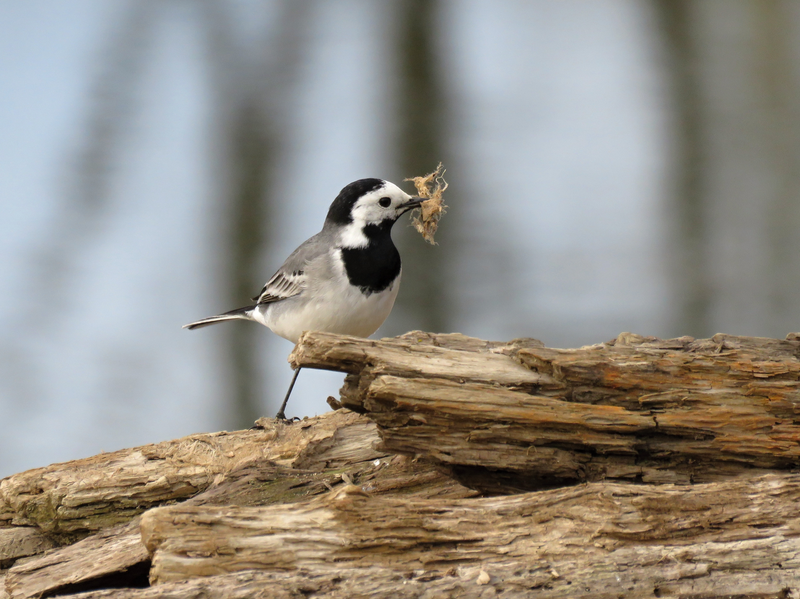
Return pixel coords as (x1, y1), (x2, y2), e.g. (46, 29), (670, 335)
(253, 269), (306, 304)
(252, 232), (328, 304)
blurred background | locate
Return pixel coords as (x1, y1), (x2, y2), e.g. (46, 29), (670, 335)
(2, 0), (800, 479)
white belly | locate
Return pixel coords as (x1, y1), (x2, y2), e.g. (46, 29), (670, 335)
(254, 273), (401, 343)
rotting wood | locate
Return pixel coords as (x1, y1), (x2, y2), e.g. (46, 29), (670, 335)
(20, 566), (601, 599)
(0, 410), (381, 537)
(290, 330), (800, 490)
(4, 519), (147, 599)
(1, 410), (475, 598)
(37, 562), (793, 599)
(140, 472), (800, 597)
(289, 330), (550, 392)
(0, 529), (55, 569)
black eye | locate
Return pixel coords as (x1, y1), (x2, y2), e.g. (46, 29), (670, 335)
(378, 197), (391, 208)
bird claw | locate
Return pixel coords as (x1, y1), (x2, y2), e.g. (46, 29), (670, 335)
(275, 412), (300, 423)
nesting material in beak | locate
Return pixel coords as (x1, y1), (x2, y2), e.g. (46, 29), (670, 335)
(405, 162), (448, 244)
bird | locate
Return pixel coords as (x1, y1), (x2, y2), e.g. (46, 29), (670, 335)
(184, 178), (423, 419)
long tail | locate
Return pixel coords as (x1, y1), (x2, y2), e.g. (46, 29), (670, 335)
(183, 306), (255, 330)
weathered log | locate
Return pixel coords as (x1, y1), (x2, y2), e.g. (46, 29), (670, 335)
(140, 472), (800, 597)
(5, 331), (800, 598)
(290, 330), (800, 490)
(1, 410), (475, 598)
(0, 529), (55, 570)
(0, 410), (382, 537)
(4, 520), (147, 599)
(289, 330), (549, 389)
(33, 567), (585, 599)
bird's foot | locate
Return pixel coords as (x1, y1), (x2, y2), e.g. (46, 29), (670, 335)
(274, 411), (301, 423)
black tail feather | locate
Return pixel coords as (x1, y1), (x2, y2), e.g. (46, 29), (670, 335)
(183, 306), (255, 330)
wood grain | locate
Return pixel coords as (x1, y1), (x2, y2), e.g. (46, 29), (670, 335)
(0, 410), (380, 536)
(1, 410), (475, 598)
(4, 520), (147, 599)
(291, 330), (800, 489)
(140, 472), (800, 597)
(0, 528), (55, 569)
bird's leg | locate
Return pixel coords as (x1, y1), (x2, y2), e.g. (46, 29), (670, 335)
(275, 367), (302, 420)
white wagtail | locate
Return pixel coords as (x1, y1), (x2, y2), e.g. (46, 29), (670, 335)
(184, 178), (423, 419)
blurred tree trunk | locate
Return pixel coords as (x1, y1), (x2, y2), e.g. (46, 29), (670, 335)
(221, 99), (274, 430)
(755, 1), (800, 335)
(391, 0), (450, 335)
(199, 1), (308, 428)
(652, 0), (712, 338)
(35, 0), (309, 430)
(656, 0), (800, 339)
(31, 1), (157, 324)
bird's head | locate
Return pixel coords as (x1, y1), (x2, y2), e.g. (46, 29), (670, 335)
(326, 178), (422, 248)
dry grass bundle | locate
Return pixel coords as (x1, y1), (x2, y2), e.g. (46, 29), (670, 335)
(405, 163), (448, 244)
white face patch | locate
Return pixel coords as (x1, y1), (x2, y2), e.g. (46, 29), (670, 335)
(338, 181), (413, 249)
(339, 220), (370, 248)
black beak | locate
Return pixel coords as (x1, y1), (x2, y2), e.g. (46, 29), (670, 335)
(398, 197), (424, 215)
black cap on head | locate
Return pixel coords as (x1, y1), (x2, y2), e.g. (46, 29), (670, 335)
(325, 178), (384, 225)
